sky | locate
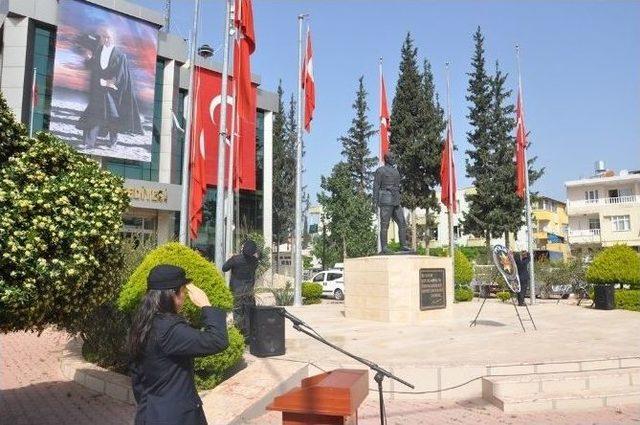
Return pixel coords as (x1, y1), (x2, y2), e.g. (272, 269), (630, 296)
(133, 0), (640, 202)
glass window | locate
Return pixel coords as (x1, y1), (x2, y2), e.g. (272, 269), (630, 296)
(171, 89), (187, 184)
(312, 273), (324, 282)
(255, 110), (265, 191)
(106, 59), (164, 181)
(29, 24), (56, 132)
(585, 190), (599, 203)
(612, 215), (630, 232)
(327, 273), (342, 281)
(588, 218), (600, 230)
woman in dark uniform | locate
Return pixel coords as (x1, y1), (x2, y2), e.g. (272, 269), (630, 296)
(222, 240), (260, 340)
(129, 264), (229, 425)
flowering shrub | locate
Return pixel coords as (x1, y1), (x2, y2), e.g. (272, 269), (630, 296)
(0, 94), (129, 332)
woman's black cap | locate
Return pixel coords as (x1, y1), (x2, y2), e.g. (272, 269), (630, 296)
(147, 264), (188, 290)
(242, 240), (258, 257)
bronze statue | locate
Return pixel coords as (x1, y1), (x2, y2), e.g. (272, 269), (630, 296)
(373, 153), (410, 254)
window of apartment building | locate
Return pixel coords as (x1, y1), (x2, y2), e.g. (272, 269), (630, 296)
(585, 190), (599, 203)
(106, 58), (164, 181)
(28, 23), (56, 132)
(170, 89), (187, 184)
(588, 218), (600, 230)
(611, 215), (630, 232)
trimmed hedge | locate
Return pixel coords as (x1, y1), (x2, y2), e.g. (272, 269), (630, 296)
(454, 286), (473, 302)
(117, 242), (242, 390)
(496, 291), (511, 303)
(615, 290), (640, 312)
(454, 249), (474, 286)
(302, 282), (322, 305)
(586, 245), (640, 288)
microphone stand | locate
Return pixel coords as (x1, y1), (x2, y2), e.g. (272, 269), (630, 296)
(279, 308), (414, 425)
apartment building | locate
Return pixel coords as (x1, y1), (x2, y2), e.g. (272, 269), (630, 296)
(532, 196), (569, 259)
(566, 164), (640, 255)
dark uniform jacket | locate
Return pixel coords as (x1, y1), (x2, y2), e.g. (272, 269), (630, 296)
(131, 307), (229, 425)
(373, 164), (402, 207)
(222, 253), (259, 296)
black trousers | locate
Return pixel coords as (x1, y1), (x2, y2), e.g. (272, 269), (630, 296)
(379, 204), (407, 250)
(517, 281), (529, 305)
(232, 291), (255, 339)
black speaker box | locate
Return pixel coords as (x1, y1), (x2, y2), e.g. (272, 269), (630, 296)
(594, 284), (615, 310)
(249, 306), (285, 357)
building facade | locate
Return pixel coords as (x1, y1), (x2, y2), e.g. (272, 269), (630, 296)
(531, 196), (569, 260)
(565, 167), (640, 255)
(0, 0), (276, 260)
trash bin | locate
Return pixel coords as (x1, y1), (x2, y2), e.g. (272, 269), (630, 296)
(594, 284), (615, 310)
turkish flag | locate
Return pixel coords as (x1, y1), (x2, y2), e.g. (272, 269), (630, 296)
(379, 71), (390, 161)
(232, 0), (256, 191)
(440, 119), (457, 213)
(515, 90), (527, 199)
(191, 67), (256, 193)
(188, 71), (210, 239)
(302, 28), (315, 132)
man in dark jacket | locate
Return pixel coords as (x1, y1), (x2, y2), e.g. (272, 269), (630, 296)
(373, 152), (410, 254)
(222, 240), (261, 340)
(515, 251), (531, 306)
(77, 27), (143, 148)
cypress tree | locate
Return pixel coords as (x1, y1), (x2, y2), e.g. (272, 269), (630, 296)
(461, 27), (497, 255)
(272, 82), (296, 270)
(338, 76), (377, 194)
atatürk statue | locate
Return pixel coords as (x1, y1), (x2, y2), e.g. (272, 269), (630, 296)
(373, 152), (410, 254)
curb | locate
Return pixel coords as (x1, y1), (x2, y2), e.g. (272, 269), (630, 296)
(60, 337), (136, 405)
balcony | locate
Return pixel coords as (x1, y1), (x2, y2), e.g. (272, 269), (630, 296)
(568, 228), (602, 244)
(566, 195), (639, 215)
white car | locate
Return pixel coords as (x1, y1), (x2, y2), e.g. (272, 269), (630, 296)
(311, 269), (345, 300)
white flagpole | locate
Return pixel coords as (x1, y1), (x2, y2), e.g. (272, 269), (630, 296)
(178, 0), (202, 245)
(214, 0), (234, 269)
(29, 67), (37, 138)
(377, 57), (383, 253)
(293, 15), (307, 307)
(446, 61), (455, 259)
(516, 44), (535, 305)
(225, 2), (238, 270)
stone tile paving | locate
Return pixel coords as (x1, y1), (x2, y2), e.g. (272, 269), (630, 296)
(2, 329), (640, 425)
(0, 329), (134, 425)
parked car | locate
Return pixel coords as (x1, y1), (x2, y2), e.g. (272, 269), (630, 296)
(310, 269), (345, 300)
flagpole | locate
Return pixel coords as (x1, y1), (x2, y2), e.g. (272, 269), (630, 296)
(225, 2), (238, 271)
(293, 14), (306, 307)
(377, 57), (383, 253)
(445, 61), (454, 258)
(214, 0), (234, 269)
(29, 67), (37, 138)
(178, 0), (202, 245)
(516, 44), (535, 305)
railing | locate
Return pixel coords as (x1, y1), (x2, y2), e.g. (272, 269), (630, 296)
(569, 229), (600, 237)
(567, 195), (639, 207)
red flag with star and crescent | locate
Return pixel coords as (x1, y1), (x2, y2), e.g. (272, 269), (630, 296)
(515, 89), (527, 198)
(302, 28), (315, 132)
(379, 70), (390, 160)
(440, 117), (457, 213)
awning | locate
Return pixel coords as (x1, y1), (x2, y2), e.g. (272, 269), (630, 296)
(547, 233), (565, 243)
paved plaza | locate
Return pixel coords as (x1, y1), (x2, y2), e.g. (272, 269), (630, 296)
(1, 298), (639, 424)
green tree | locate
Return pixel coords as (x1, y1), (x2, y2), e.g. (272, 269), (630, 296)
(390, 34), (445, 247)
(338, 76), (377, 194)
(461, 27), (499, 255)
(272, 82), (295, 271)
(318, 162), (376, 259)
(310, 216), (341, 270)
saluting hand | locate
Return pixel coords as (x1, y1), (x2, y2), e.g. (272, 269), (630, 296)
(186, 283), (211, 308)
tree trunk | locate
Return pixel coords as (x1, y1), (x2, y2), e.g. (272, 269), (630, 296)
(504, 230), (510, 249)
(275, 236), (281, 274)
(485, 230), (491, 264)
(411, 210), (417, 251)
(342, 237), (347, 260)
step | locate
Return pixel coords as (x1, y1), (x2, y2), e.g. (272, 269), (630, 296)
(483, 367), (640, 398)
(493, 388), (640, 413)
(201, 357), (308, 425)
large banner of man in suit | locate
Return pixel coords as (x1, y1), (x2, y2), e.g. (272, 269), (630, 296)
(50, 0), (158, 162)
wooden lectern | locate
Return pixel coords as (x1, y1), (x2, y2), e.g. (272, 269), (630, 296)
(266, 369), (369, 425)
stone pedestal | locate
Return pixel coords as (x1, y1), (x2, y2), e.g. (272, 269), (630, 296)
(344, 255), (454, 324)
